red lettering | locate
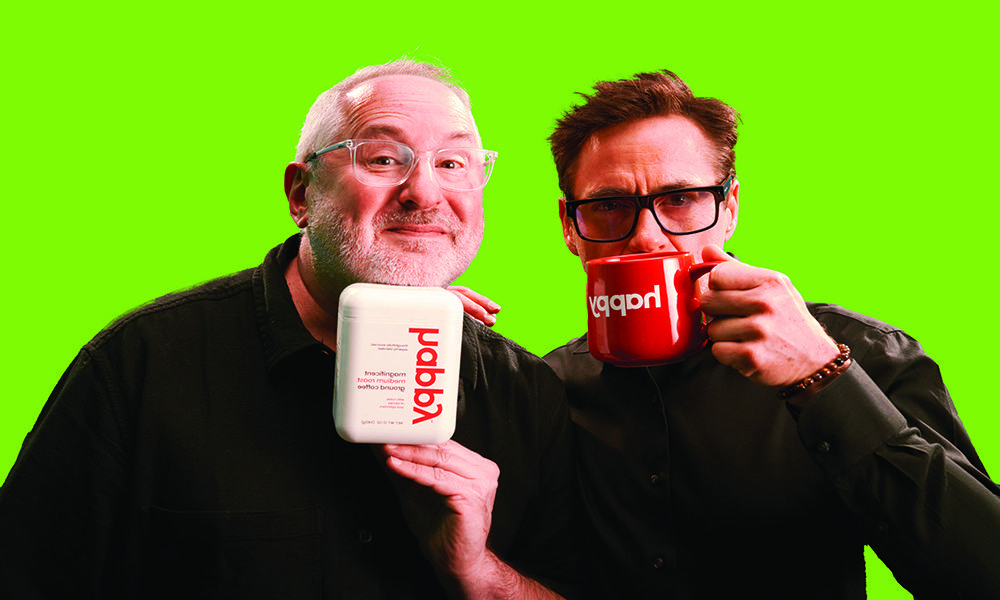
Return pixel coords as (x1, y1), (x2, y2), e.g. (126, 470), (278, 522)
(410, 327), (445, 424)
(416, 366), (444, 387)
(416, 347), (438, 367)
(413, 403), (443, 424)
(414, 388), (443, 408)
(408, 327), (439, 346)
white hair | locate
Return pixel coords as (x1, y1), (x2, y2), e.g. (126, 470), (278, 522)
(294, 59), (473, 163)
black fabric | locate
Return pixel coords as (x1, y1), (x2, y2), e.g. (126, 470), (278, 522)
(0, 235), (579, 599)
(545, 303), (1000, 599)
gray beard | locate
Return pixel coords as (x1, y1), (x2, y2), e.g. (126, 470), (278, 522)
(307, 205), (482, 289)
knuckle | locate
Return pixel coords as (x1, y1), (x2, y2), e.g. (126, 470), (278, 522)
(434, 448), (450, 467)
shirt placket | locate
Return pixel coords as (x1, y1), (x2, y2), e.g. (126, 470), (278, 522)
(642, 365), (678, 584)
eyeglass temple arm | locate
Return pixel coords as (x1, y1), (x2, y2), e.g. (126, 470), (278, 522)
(304, 140), (351, 163)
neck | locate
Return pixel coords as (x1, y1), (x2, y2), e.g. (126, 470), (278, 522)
(284, 253), (341, 348)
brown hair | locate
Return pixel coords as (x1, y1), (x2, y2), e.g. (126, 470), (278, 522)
(549, 70), (740, 200)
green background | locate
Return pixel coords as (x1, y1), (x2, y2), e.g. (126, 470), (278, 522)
(2, 3), (997, 597)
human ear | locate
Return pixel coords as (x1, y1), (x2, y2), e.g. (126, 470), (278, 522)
(723, 178), (739, 242)
(558, 197), (580, 257)
(284, 162), (310, 228)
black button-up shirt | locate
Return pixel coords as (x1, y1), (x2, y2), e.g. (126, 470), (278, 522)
(0, 235), (579, 599)
(545, 303), (1000, 599)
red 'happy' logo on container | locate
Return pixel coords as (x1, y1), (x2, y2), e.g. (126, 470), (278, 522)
(409, 328), (445, 424)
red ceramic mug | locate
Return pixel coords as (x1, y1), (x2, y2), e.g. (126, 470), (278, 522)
(586, 251), (720, 366)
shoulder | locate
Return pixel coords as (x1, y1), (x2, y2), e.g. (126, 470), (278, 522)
(457, 317), (571, 439)
(464, 316), (560, 379)
(86, 268), (257, 352)
(808, 302), (901, 335)
(807, 303), (920, 356)
(542, 335), (593, 381)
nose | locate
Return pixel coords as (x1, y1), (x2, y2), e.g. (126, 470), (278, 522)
(624, 208), (676, 254)
(397, 154), (445, 209)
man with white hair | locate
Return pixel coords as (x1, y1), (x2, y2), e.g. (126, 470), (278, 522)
(0, 60), (578, 599)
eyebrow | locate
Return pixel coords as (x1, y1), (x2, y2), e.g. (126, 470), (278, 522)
(585, 179), (704, 199)
(356, 124), (480, 146)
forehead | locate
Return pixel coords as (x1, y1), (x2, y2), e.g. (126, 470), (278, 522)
(573, 115), (718, 198)
(343, 75), (480, 146)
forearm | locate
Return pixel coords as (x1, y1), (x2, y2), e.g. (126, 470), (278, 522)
(439, 549), (565, 600)
(797, 364), (1000, 597)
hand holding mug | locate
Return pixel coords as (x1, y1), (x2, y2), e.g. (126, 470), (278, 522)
(698, 245), (842, 390)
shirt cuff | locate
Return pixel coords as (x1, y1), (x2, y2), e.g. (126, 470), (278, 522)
(794, 362), (909, 477)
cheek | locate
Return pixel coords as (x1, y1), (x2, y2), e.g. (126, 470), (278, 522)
(450, 192), (484, 222)
(350, 190), (394, 226)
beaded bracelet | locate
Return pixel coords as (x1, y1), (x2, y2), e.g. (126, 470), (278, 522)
(776, 343), (851, 400)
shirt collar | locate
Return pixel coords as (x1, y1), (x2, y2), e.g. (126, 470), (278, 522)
(569, 331), (715, 381)
(253, 234), (326, 371)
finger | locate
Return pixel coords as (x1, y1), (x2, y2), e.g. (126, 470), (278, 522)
(384, 453), (462, 494)
(463, 298), (497, 326)
(699, 244), (737, 265)
(447, 286), (500, 327)
(383, 441), (495, 480)
(448, 291), (497, 326)
(706, 260), (774, 292)
(448, 286), (501, 313)
(701, 283), (770, 318)
(709, 340), (760, 380)
(384, 450), (499, 499)
(706, 315), (760, 343)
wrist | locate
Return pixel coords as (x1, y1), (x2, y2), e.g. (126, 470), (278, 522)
(443, 550), (561, 600)
(777, 343), (851, 405)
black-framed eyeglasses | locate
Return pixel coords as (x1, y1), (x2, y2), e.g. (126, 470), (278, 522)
(564, 174), (734, 242)
(304, 139), (498, 192)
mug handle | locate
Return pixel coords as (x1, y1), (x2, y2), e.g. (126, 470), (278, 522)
(688, 261), (724, 281)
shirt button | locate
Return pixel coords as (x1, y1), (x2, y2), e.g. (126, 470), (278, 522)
(357, 529), (374, 543)
(816, 441), (832, 453)
(652, 556), (664, 569)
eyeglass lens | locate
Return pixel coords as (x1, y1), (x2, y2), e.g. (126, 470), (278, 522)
(575, 190), (720, 241)
(353, 141), (494, 191)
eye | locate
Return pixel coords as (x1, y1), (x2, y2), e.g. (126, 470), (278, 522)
(435, 151), (470, 170)
(370, 155), (400, 166)
(592, 199), (630, 213)
(656, 192), (700, 209)
(357, 142), (412, 169)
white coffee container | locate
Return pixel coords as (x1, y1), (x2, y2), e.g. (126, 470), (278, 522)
(334, 283), (463, 444)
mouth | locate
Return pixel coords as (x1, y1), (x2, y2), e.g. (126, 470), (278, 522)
(384, 224), (450, 238)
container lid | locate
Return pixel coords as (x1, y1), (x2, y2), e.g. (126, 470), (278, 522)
(338, 283), (463, 320)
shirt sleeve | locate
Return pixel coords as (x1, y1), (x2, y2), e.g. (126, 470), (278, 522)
(795, 327), (1000, 598)
(502, 358), (584, 599)
(0, 347), (131, 599)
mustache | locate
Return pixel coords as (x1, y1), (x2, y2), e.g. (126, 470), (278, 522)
(377, 208), (461, 230)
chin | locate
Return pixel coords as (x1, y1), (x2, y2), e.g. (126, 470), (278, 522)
(366, 254), (468, 288)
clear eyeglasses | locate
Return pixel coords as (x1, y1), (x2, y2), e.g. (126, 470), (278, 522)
(304, 139), (498, 192)
(564, 174), (734, 242)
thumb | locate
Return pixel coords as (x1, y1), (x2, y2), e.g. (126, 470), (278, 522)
(700, 244), (735, 264)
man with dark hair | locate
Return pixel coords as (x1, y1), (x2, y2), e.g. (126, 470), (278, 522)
(0, 60), (578, 599)
(544, 70), (1000, 598)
